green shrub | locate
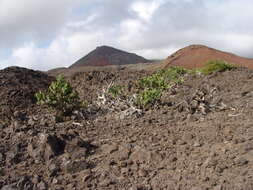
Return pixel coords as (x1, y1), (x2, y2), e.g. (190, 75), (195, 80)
(108, 85), (124, 97)
(135, 66), (188, 108)
(137, 67), (188, 90)
(136, 89), (162, 108)
(156, 66), (188, 84)
(199, 60), (235, 75)
(137, 74), (169, 90)
(35, 75), (83, 115)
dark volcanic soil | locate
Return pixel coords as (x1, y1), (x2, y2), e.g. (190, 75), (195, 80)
(0, 67), (53, 122)
(1, 67), (253, 189)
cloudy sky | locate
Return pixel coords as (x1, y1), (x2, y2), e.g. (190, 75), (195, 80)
(1, 0), (253, 71)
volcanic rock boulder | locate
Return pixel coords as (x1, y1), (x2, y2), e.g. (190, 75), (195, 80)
(0, 66), (54, 121)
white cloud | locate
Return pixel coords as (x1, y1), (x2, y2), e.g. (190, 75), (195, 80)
(67, 32), (104, 56)
(0, 0), (85, 48)
(131, 0), (161, 21)
(2, 42), (71, 71)
(1, 0), (253, 71)
(118, 19), (146, 49)
(135, 46), (178, 59)
(1, 30), (104, 71)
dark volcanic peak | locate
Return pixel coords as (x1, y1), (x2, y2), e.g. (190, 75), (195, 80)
(70, 45), (150, 68)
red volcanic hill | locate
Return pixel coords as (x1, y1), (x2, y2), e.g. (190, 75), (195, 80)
(163, 44), (253, 69)
(70, 45), (150, 68)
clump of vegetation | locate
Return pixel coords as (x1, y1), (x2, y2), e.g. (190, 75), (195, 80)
(198, 60), (235, 75)
(137, 73), (169, 90)
(35, 75), (84, 116)
(137, 66), (188, 90)
(156, 66), (188, 84)
(108, 85), (124, 97)
(136, 66), (188, 108)
(136, 89), (162, 108)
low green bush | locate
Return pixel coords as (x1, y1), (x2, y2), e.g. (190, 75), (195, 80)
(137, 74), (169, 90)
(199, 60), (235, 75)
(135, 66), (188, 108)
(156, 66), (188, 84)
(108, 85), (124, 97)
(35, 75), (83, 115)
(136, 89), (162, 108)
(137, 66), (188, 90)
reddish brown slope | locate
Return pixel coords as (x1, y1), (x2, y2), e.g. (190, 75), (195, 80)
(163, 44), (253, 69)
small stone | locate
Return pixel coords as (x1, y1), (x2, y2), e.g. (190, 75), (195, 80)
(99, 179), (111, 187)
(187, 114), (198, 122)
(28, 118), (35, 126)
(191, 187), (205, 190)
(235, 157), (248, 166)
(6, 151), (19, 164)
(53, 115), (64, 123)
(66, 184), (74, 189)
(13, 111), (20, 117)
(242, 91), (253, 97)
(48, 163), (59, 177)
(130, 148), (151, 164)
(37, 181), (47, 190)
(70, 147), (87, 160)
(49, 163), (57, 171)
(0, 153), (3, 162)
(119, 161), (127, 167)
(129, 186), (138, 190)
(65, 160), (88, 174)
(13, 111), (26, 121)
(1, 184), (17, 190)
(27, 144), (35, 156)
(0, 123), (4, 130)
(177, 140), (186, 145)
(213, 185), (222, 190)
(0, 168), (4, 176)
(242, 142), (253, 153)
(215, 165), (225, 173)
(203, 157), (217, 168)
(102, 144), (118, 154)
(39, 119), (47, 126)
(46, 135), (65, 155)
(121, 168), (129, 175)
(27, 129), (35, 136)
(17, 176), (32, 189)
(80, 170), (91, 182)
(170, 156), (177, 162)
(138, 169), (147, 177)
(27, 143), (43, 161)
(182, 133), (193, 142)
(111, 145), (131, 161)
(38, 134), (65, 161)
(52, 178), (58, 184)
(193, 141), (201, 147)
(32, 175), (40, 184)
